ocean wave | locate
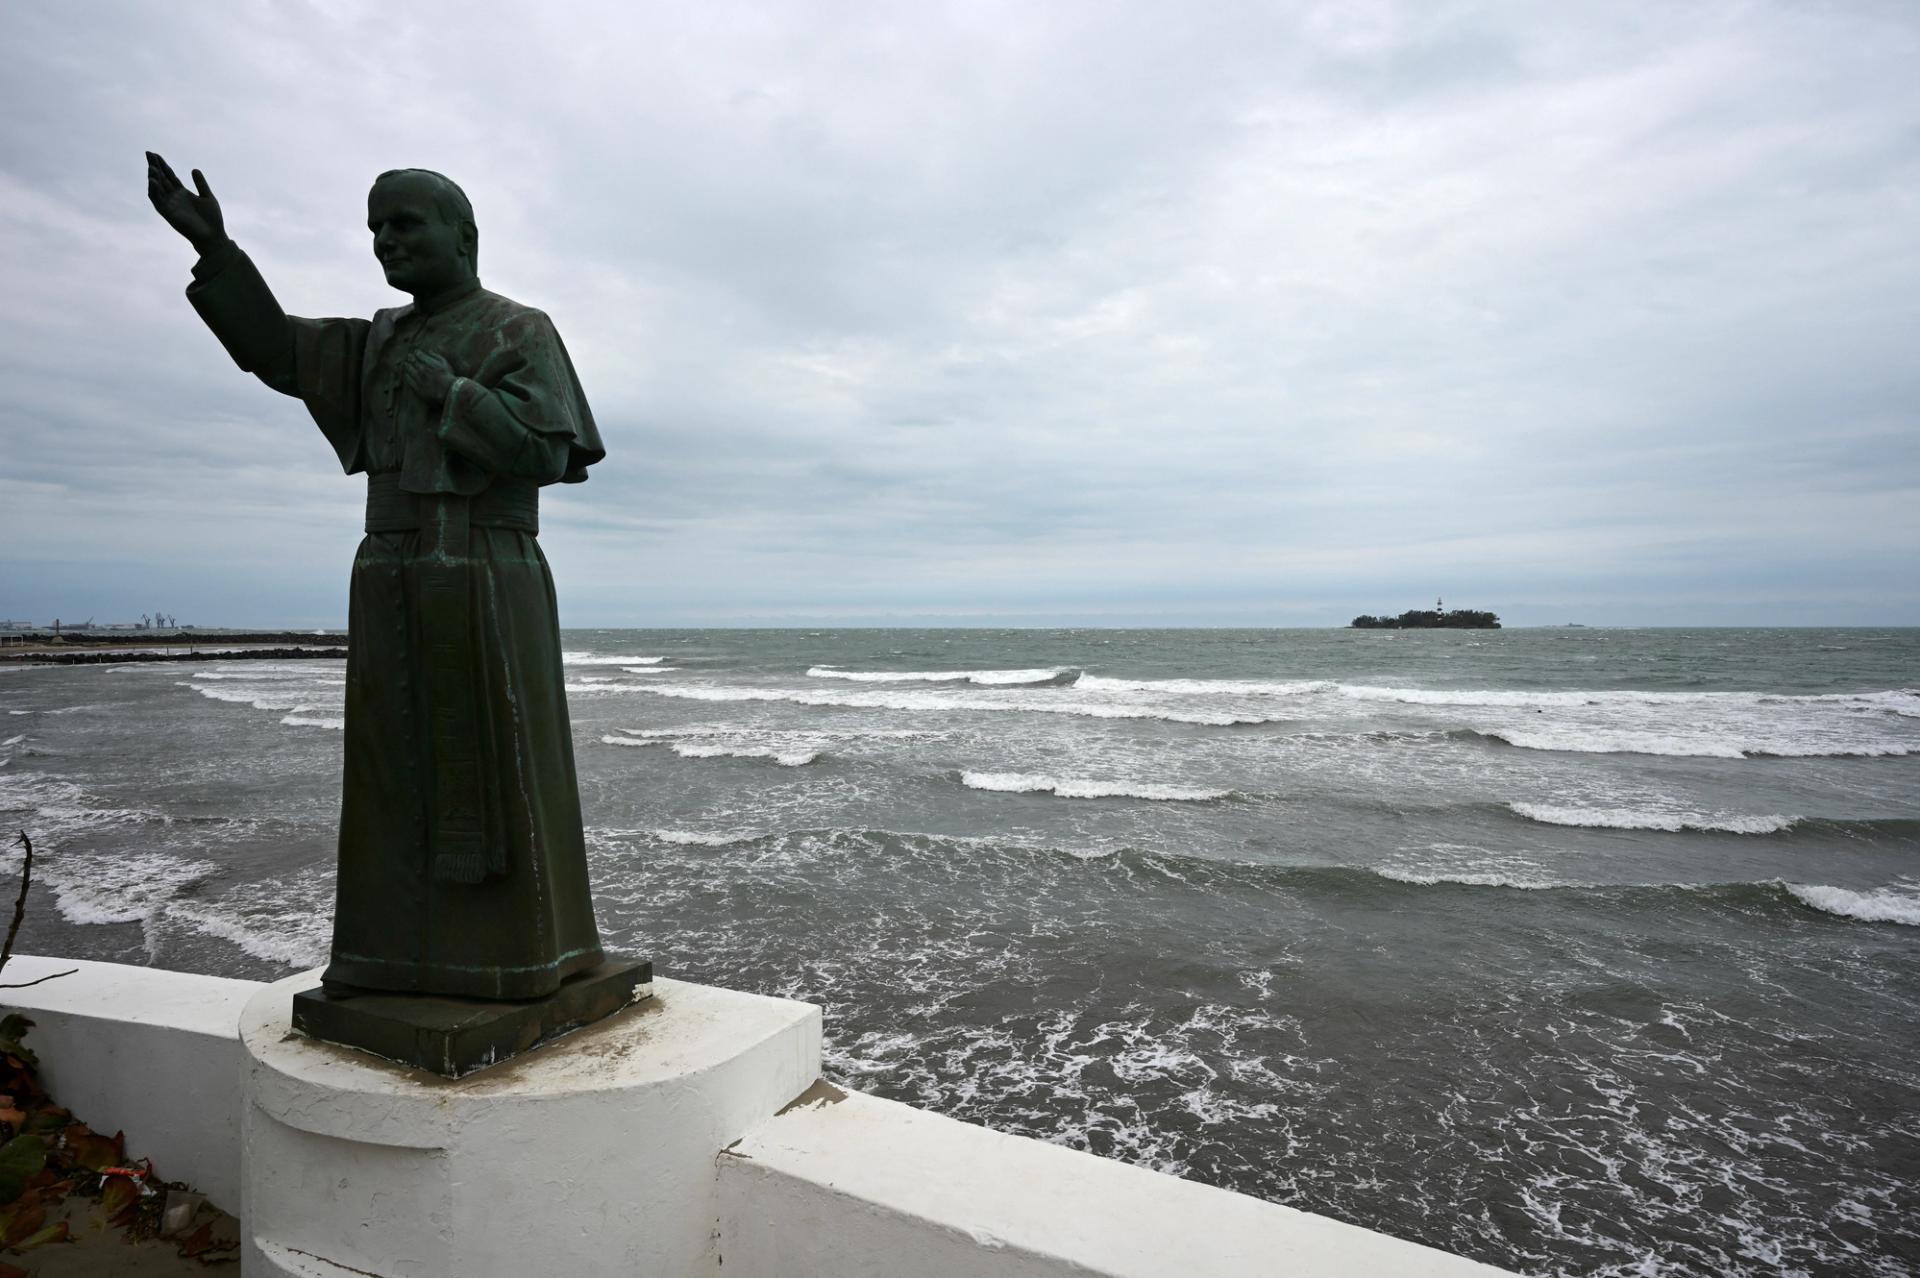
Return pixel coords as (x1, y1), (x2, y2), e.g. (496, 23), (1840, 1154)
(601, 731), (821, 766)
(165, 898), (330, 966)
(1469, 727), (1911, 760)
(1784, 882), (1920, 927)
(809, 666), (1073, 686)
(672, 742), (820, 766)
(179, 682), (309, 713)
(649, 828), (756, 847)
(961, 771), (1234, 802)
(1509, 803), (1799, 835)
(1371, 866), (1567, 890)
(564, 653), (666, 665)
(1, 735), (23, 748)
(281, 713), (345, 731)
(1342, 685), (1920, 712)
(632, 684), (1277, 727)
(624, 666), (678, 674)
(1074, 674), (1333, 697)
(33, 849), (222, 928)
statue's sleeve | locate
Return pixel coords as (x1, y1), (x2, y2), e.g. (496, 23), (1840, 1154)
(435, 309), (607, 485)
(186, 242), (371, 473)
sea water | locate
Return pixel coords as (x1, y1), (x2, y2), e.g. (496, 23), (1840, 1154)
(3, 627), (1916, 1276)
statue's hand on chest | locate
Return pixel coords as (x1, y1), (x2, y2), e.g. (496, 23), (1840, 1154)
(401, 349), (457, 407)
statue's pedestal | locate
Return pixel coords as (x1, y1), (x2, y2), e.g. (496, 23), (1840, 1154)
(291, 958), (654, 1077)
(239, 971), (821, 1277)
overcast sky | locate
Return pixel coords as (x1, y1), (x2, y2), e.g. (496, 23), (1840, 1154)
(2, 1), (1916, 627)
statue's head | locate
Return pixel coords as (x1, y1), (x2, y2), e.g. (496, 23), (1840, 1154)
(368, 169), (478, 298)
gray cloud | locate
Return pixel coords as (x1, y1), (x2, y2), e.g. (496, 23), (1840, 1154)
(2, 0), (1916, 627)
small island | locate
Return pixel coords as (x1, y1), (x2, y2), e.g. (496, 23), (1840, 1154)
(1351, 598), (1500, 629)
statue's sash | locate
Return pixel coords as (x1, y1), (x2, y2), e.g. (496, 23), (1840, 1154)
(419, 492), (496, 885)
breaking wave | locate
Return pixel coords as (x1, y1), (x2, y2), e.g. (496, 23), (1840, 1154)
(564, 653), (666, 665)
(601, 730), (822, 767)
(632, 684), (1277, 727)
(1509, 803), (1799, 834)
(960, 771), (1236, 802)
(1785, 882), (1920, 927)
(809, 666), (1073, 686)
(1074, 674), (1333, 696)
(1458, 727), (1911, 760)
(280, 713), (345, 731)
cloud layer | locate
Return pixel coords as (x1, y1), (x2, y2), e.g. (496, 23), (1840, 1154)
(3, 1), (1916, 626)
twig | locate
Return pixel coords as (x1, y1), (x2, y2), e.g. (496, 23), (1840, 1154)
(0, 832), (72, 989)
(2, 831), (33, 976)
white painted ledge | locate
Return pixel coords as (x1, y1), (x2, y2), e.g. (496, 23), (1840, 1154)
(0, 953), (259, 1211)
(718, 1085), (1516, 1277)
(241, 971), (822, 1277)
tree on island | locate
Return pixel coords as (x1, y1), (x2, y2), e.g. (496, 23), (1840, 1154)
(1350, 607), (1500, 629)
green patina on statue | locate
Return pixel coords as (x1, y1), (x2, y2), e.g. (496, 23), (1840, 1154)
(145, 154), (618, 1020)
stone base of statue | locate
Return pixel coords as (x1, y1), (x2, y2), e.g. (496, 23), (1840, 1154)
(290, 957), (653, 1078)
(240, 968), (822, 1277)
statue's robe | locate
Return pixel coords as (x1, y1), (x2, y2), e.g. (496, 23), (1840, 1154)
(185, 242), (607, 999)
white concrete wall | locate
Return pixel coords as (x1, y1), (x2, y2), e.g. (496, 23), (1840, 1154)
(0, 953), (259, 1210)
(2, 955), (1519, 1277)
(719, 1084), (1515, 1278)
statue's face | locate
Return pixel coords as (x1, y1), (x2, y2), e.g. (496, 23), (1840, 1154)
(368, 174), (471, 296)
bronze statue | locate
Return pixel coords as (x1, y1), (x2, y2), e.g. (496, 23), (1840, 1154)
(146, 155), (627, 1051)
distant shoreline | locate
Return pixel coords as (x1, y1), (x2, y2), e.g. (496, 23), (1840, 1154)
(0, 631), (346, 663)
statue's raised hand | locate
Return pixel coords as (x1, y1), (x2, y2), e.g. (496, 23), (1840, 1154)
(145, 152), (226, 255)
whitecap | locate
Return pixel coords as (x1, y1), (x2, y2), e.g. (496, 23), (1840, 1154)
(671, 742), (820, 767)
(1510, 803), (1798, 835)
(650, 829), (754, 847)
(179, 682), (308, 713)
(808, 666), (1070, 686)
(1785, 882), (1920, 927)
(1074, 674), (1333, 697)
(564, 653), (666, 665)
(960, 771), (1233, 802)
(633, 684), (1275, 727)
(280, 713), (345, 730)
(1371, 867), (1564, 890)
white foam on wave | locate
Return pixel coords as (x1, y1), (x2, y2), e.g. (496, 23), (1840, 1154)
(281, 713), (345, 731)
(671, 742), (819, 767)
(602, 730), (822, 767)
(961, 771), (1233, 801)
(1074, 674), (1333, 697)
(565, 653), (666, 666)
(633, 684), (1275, 727)
(1785, 882), (1920, 927)
(1485, 725), (1911, 759)
(1, 735), (23, 747)
(809, 666), (1069, 686)
(34, 849), (222, 927)
(0, 772), (167, 845)
(650, 828), (754, 847)
(1510, 803), (1799, 835)
(1371, 866), (1565, 890)
(1342, 684), (1920, 711)
(180, 682), (309, 713)
(624, 666), (677, 674)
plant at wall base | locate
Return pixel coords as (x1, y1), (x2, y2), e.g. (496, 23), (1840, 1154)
(0, 834), (237, 1263)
